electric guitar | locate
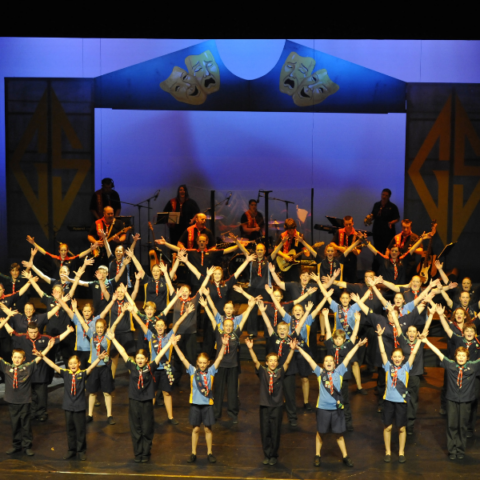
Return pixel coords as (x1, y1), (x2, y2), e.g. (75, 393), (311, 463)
(148, 221), (160, 270)
(276, 242), (324, 272)
(417, 220), (438, 284)
(92, 226), (132, 257)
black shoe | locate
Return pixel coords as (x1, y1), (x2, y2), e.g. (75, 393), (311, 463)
(134, 455), (142, 463)
(79, 452), (87, 461)
(94, 401), (101, 407)
(303, 403), (313, 413)
(457, 454), (465, 460)
(25, 449), (35, 456)
(168, 418), (179, 425)
(86, 415), (93, 423)
(63, 451), (76, 460)
(290, 420), (298, 427)
(466, 430), (474, 438)
(187, 454), (196, 463)
(449, 453), (456, 460)
(141, 456), (149, 463)
(439, 408), (447, 416)
(208, 453), (217, 463)
(407, 427), (414, 436)
(263, 456), (270, 465)
(6, 447), (21, 454)
(231, 415), (238, 424)
(346, 424), (354, 432)
(343, 456), (354, 467)
(399, 455), (406, 463)
(314, 455), (321, 467)
(384, 454), (391, 463)
(107, 416), (116, 425)
(268, 457), (278, 465)
(358, 388), (368, 395)
(37, 414), (48, 422)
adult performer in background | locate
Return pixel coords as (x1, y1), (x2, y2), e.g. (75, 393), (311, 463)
(90, 178), (121, 220)
(163, 185), (200, 246)
(240, 199), (264, 242)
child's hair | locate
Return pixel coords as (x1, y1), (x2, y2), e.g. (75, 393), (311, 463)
(10, 262), (21, 272)
(68, 355), (81, 365)
(223, 318), (234, 327)
(332, 330), (346, 340)
(277, 321), (289, 329)
(272, 286), (283, 295)
(96, 318), (108, 329)
(12, 349), (26, 359)
(463, 323), (477, 334)
(83, 302), (94, 312)
(97, 265), (108, 272)
(25, 302), (35, 310)
(135, 349), (150, 361)
(52, 284), (64, 293)
(155, 317), (167, 327)
(324, 354), (335, 362)
(391, 348), (404, 356)
(27, 322), (39, 330)
(209, 266), (224, 285)
(455, 346), (470, 360)
(145, 301), (157, 311)
(292, 303), (304, 313)
(340, 289), (350, 298)
(266, 352), (279, 361)
(178, 284), (191, 293)
(300, 266), (314, 275)
(196, 352), (210, 363)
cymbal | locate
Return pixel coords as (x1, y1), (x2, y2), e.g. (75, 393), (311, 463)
(206, 215), (224, 220)
(268, 220), (282, 225)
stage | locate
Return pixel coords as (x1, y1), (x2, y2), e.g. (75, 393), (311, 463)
(1, 346), (479, 480)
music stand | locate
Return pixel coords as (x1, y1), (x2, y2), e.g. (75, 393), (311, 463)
(155, 212), (180, 225)
(325, 216), (344, 228)
(438, 241), (457, 260)
(116, 215), (133, 228)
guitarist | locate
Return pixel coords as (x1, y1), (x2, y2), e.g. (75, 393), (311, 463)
(88, 206), (127, 269)
(276, 219), (304, 282)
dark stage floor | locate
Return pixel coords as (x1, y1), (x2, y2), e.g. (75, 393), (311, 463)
(1, 356), (479, 480)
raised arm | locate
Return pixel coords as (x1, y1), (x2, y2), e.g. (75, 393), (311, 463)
(26, 236), (47, 255)
(28, 263), (51, 285)
(85, 351), (108, 375)
(212, 337), (228, 370)
(265, 284), (287, 317)
(234, 253), (254, 279)
(404, 232), (430, 257)
(106, 330), (129, 362)
(130, 233), (141, 253)
(232, 284), (255, 301)
(202, 288), (219, 317)
(257, 300), (274, 337)
(296, 345), (318, 371)
(245, 337), (261, 369)
(408, 334), (424, 366)
(295, 301), (314, 335)
(125, 248), (145, 279)
(283, 338), (297, 372)
(155, 236), (180, 253)
(130, 272), (142, 301)
(230, 233), (249, 256)
(56, 293), (74, 320)
(237, 297), (256, 331)
(269, 238), (285, 261)
(322, 309), (332, 341)
(310, 272), (333, 305)
(434, 260), (450, 285)
(343, 338), (368, 367)
(437, 305), (453, 338)
(311, 288), (334, 318)
(177, 250), (201, 280)
(159, 262), (175, 296)
(199, 296), (217, 331)
(22, 271), (45, 297)
(422, 336), (444, 362)
(350, 311), (362, 344)
(131, 309), (149, 335)
(98, 292), (117, 319)
(294, 286), (318, 306)
(58, 325), (75, 342)
(343, 235), (362, 257)
(0, 309), (15, 335)
(171, 335), (191, 370)
(299, 237), (318, 258)
(439, 288), (453, 309)
(350, 292), (369, 316)
(35, 340), (62, 373)
(370, 281), (388, 307)
(377, 277), (401, 293)
(268, 262), (285, 290)
(171, 302), (195, 334)
(153, 336), (178, 365)
(376, 325), (389, 366)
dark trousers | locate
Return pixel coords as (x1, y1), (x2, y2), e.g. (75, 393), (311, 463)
(364, 326), (377, 369)
(447, 400), (471, 455)
(441, 370), (447, 410)
(284, 374), (297, 422)
(213, 366), (238, 419)
(202, 313), (216, 360)
(341, 380), (352, 428)
(468, 377), (480, 433)
(9, 403), (32, 449)
(65, 410), (86, 453)
(174, 333), (197, 383)
(31, 382), (48, 418)
(377, 367), (386, 407)
(309, 318), (319, 361)
(260, 405), (283, 459)
(129, 399), (154, 457)
(407, 375), (420, 429)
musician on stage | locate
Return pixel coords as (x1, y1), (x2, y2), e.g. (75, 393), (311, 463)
(87, 207), (127, 268)
(89, 178), (121, 220)
(163, 185), (200, 246)
(387, 219), (424, 281)
(177, 213), (214, 250)
(365, 189), (400, 255)
(331, 216), (362, 283)
(275, 219), (305, 282)
(240, 199), (264, 241)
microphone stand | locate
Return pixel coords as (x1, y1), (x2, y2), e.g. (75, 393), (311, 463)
(259, 190), (272, 252)
(269, 197), (295, 219)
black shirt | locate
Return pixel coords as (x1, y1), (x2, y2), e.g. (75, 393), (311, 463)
(333, 230), (357, 278)
(378, 256), (410, 285)
(268, 332), (298, 376)
(42, 294), (72, 337)
(371, 201), (399, 237)
(207, 276), (237, 311)
(185, 249), (223, 287)
(178, 227), (215, 249)
(11, 313), (50, 334)
(141, 274), (169, 313)
(325, 338), (354, 380)
(87, 279), (116, 314)
(173, 294), (200, 334)
(240, 211), (264, 241)
(442, 357), (480, 403)
(12, 333), (60, 383)
(0, 292), (20, 339)
(109, 299), (133, 334)
(398, 334), (424, 376)
(215, 326), (241, 368)
(257, 365), (285, 407)
(59, 369), (88, 411)
(163, 198), (200, 242)
(345, 283), (383, 315)
(0, 359), (36, 404)
(249, 255), (273, 291)
(0, 275), (30, 311)
(89, 189), (121, 214)
(127, 359), (156, 401)
(284, 282), (317, 309)
(319, 258), (342, 280)
(449, 333), (480, 361)
(108, 258), (131, 288)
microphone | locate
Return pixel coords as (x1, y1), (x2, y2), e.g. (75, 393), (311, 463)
(256, 191), (260, 203)
(226, 193), (232, 206)
(153, 190), (160, 201)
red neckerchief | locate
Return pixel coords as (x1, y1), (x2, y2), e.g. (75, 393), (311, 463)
(257, 259), (263, 277)
(413, 290), (419, 299)
(327, 372), (334, 394)
(145, 317), (153, 341)
(329, 261), (333, 276)
(268, 369), (275, 395)
(13, 366), (18, 389)
(335, 348), (340, 366)
(116, 260), (122, 275)
(245, 210), (258, 228)
(216, 283), (222, 298)
(116, 300), (124, 315)
(392, 325), (400, 348)
(200, 370), (209, 395)
(71, 371), (77, 395)
(281, 230), (297, 253)
(156, 333), (165, 354)
(394, 306), (404, 318)
(342, 307), (349, 329)
(197, 249), (205, 267)
(137, 366), (145, 390)
(273, 308), (278, 327)
(155, 281), (159, 296)
(54, 300), (60, 316)
(170, 198), (177, 212)
(390, 259), (398, 280)
(391, 365), (400, 387)
(187, 225), (204, 249)
(94, 334), (105, 355)
(457, 365), (464, 388)
(83, 318), (93, 338)
(278, 337), (286, 356)
(368, 287), (373, 300)
(397, 232), (411, 249)
(180, 298), (191, 316)
(338, 228), (357, 247)
(12, 281), (16, 294)
(224, 334), (230, 354)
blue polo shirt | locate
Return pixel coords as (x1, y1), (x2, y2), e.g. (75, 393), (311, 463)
(187, 364), (217, 405)
(331, 300), (360, 340)
(383, 360), (411, 403)
(215, 312), (242, 329)
(314, 363), (347, 410)
(146, 329), (173, 370)
(72, 314), (100, 352)
(283, 313), (314, 347)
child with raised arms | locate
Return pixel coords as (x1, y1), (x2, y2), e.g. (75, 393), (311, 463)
(245, 335), (297, 466)
(107, 328), (178, 463)
(35, 341), (108, 460)
(297, 336), (367, 468)
(171, 334), (228, 464)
